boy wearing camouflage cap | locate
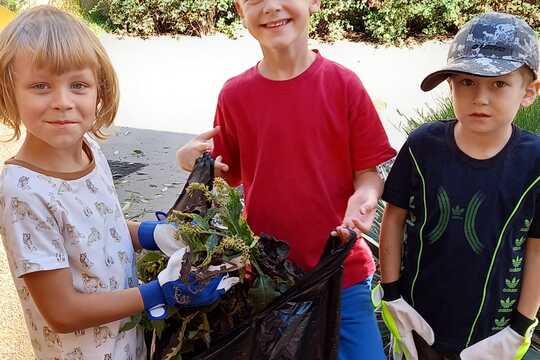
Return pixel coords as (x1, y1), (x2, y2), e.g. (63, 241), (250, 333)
(376, 12), (540, 360)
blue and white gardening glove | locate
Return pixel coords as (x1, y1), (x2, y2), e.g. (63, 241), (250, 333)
(138, 247), (240, 320)
(138, 211), (186, 257)
(460, 311), (538, 360)
(372, 281), (435, 360)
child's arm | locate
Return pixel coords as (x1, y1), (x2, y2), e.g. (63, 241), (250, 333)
(379, 203), (408, 283)
(23, 248), (238, 334)
(127, 220), (142, 251)
(336, 169), (382, 237)
(517, 238), (540, 319)
(373, 199), (435, 359)
(24, 268), (144, 333)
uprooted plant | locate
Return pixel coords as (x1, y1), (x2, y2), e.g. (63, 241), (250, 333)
(126, 177), (304, 359)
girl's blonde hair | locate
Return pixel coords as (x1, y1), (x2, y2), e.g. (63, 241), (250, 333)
(0, 5), (119, 140)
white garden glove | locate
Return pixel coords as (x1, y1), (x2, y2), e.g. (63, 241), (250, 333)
(138, 211), (187, 257)
(460, 311), (538, 360)
(372, 281), (435, 360)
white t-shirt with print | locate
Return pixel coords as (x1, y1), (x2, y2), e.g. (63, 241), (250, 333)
(0, 136), (145, 360)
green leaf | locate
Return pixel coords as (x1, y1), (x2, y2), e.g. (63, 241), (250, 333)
(191, 213), (209, 230)
(138, 251), (166, 263)
(205, 208), (219, 223)
(152, 319), (167, 338)
(238, 217), (255, 245)
(206, 234), (220, 252)
(248, 274), (279, 313)
(119, 313), (142, 333)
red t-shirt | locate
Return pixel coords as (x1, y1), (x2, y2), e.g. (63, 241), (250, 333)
(212, 52), (396, 288)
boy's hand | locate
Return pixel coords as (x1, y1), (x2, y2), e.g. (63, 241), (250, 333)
(335, 189), (378, 239)
(460, 311), (538, 360)
(176, 127), (229, 175)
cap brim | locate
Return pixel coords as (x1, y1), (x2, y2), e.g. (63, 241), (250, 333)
(421, 57), (525, 91)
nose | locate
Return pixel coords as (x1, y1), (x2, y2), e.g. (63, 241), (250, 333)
(51, 88), (74, 111)
(472, 85), (489, 106)
(262, 0), (281, 14)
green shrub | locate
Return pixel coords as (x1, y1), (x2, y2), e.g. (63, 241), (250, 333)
(4, 0), (28, 12)
(80, 0), (540, 42)
(365, 0), (540, 44)
(309, 0), (368, 42)
(364, 0), (475, 44)
(106, 0), (238, 37)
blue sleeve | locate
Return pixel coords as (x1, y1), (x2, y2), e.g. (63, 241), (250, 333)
(382, 140), (413, 210)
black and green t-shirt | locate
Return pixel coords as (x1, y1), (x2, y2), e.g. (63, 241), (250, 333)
(382, 120), (540, 353)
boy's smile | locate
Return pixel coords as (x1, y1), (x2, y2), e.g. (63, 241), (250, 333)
(261, 18), (291, 30)
(236, 0), (320, 52)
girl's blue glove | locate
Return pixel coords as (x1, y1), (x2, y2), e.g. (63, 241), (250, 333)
(138, 211), (186, 257)
(138, 248), (239, 320)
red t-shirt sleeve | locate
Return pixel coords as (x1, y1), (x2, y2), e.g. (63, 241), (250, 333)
(212, 91), (242, 187)
(348, 76), (396, 171)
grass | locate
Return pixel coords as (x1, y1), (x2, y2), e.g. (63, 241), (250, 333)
(399, 96), (540, 135)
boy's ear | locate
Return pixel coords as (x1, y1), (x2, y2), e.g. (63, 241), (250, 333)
(234, 1), (245, 19)
(309, 0), (321, 14)
(447, 78), (453, 91)
(521, 79), (540, 108)
(234, 0), (247, 28)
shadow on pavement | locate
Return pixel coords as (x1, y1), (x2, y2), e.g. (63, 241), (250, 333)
(101, 126), (194, 221)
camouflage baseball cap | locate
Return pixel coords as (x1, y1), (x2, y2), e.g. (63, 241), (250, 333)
(421, 12), (539, 91)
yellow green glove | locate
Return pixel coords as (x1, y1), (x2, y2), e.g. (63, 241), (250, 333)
(372, 282), (435, 360)
(460, 311), (538, 360)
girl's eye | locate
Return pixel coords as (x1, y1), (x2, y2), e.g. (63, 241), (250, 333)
(494, 81), (507, 88)
(71, 82), (88, 90)
(31, 83), (49, 90)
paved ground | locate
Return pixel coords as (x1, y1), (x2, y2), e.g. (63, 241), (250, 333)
(100, 127), (191, 222)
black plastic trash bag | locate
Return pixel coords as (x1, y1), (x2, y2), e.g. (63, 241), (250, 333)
(166, 153), (215, 218)
(151, 153), (355, 360)
(189, 234), (355, 360)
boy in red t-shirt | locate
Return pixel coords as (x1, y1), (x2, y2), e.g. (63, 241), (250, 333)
(176, 1), (396, 358)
